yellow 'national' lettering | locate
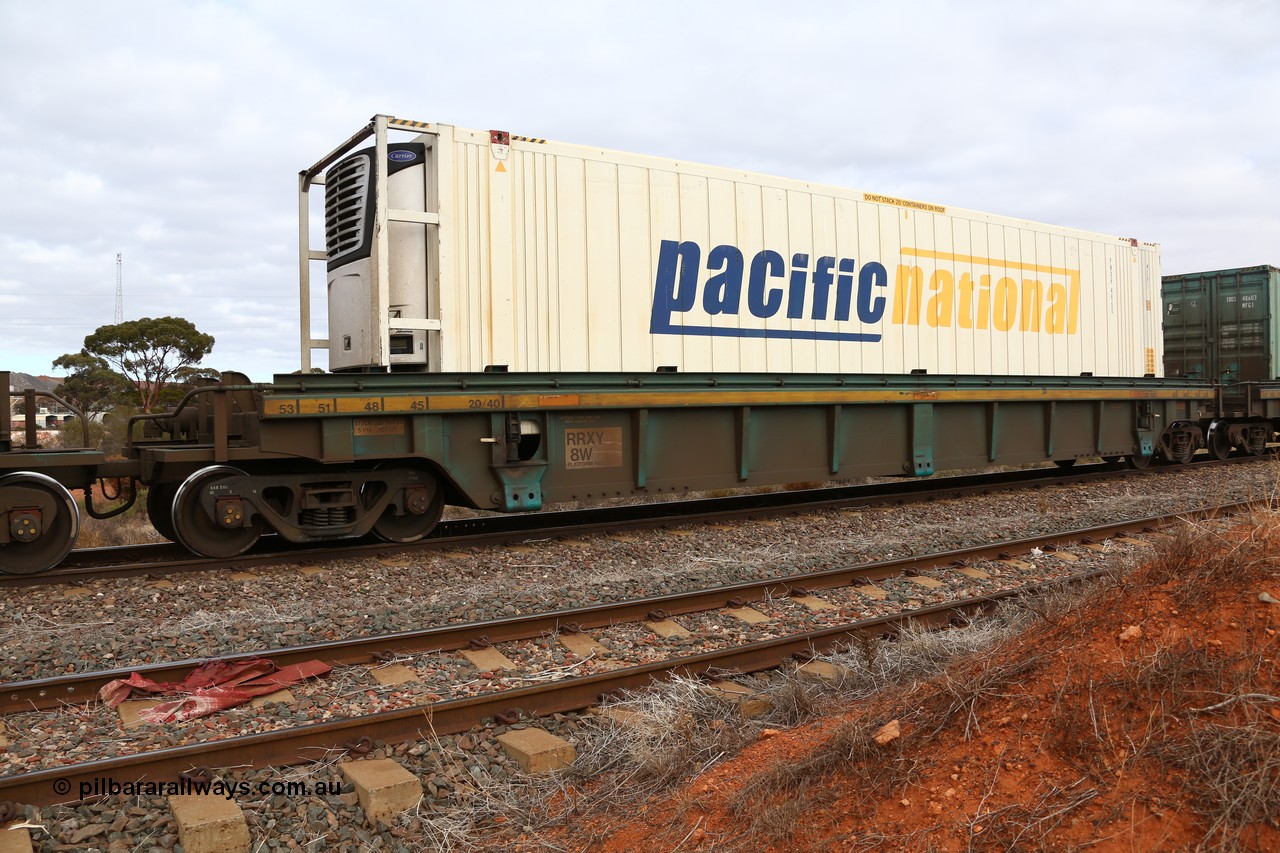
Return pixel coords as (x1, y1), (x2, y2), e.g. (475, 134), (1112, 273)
(891, 262), (1080, 335)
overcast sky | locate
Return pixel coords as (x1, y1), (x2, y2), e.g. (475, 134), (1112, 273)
(2, 0), (1277, 379)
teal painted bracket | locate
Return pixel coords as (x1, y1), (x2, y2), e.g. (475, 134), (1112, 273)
(1134, 430), (1157, 457)
(493, 462), (547, 511)
(908, 403), (935, 477)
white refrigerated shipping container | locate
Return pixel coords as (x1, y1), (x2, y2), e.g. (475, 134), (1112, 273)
(300, 116), (1162, 378)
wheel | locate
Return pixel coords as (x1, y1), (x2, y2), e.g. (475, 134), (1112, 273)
(172, 466), (264, 558)
(0, 472), (80, 575)
(1128, 452), (1155, 470)
(371, 467), (444, 543)
(1206, 421), (1232, 461)
(145, 482), (180, 542)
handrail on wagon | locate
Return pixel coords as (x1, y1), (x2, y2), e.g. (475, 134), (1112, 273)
(2, 371), (91, 451)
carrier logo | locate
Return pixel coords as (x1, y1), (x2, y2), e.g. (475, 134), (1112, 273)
(649, 240), (888, 342)
(388, 150), (418, 162)
(649, 241), (1082, 341)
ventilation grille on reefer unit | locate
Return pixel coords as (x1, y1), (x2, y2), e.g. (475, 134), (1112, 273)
(324, 152), (371, 265)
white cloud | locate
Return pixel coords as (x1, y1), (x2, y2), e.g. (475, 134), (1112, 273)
(1, 0), (1277, 375)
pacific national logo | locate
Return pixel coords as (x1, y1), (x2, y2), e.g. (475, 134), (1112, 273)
(649, 241), (1082, 341)
(649, 240), (888, 342)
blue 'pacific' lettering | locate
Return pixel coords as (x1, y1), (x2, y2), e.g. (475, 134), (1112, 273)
(703, 245), (743, 315)
(650, 239), (884, 342)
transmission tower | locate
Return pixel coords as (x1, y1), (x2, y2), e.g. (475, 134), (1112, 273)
(114, 253), (123, 323)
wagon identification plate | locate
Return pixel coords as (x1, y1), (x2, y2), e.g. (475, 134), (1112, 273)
(353, 417), (405, 436)
(564, 427), (623, 469)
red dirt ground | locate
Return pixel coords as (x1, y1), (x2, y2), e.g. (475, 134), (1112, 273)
(526, 520), (1280, 852)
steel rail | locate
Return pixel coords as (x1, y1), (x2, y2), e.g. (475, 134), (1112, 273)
(0, 575), (1098, 809)
(4, 454), (1252, 588)
(0, 501), (1236, 715)
(14, 461), (1112, 583)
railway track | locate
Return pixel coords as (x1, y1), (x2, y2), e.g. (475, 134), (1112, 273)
(4, 455), (1258, 588)
(0, 504), (1218, 716)
(0, 500), (1243, 810)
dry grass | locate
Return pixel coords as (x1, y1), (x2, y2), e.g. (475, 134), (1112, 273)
(1143, 516), (1269, 609)
(74, 485), (167, 548)
(454, 612), (1039, 850)
(521, 510), (1280, 851)
(961, 776), (1100, 851)
(1037, 512), (1280, 851)
(1169, 718), (1280, 850)
(722, 629), (1046, 845)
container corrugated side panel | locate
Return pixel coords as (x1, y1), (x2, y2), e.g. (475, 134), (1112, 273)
(1161, 276), (1211, 378)
(434, 125), (1160, 377)
(1271, 267), (1280, 380)
(1212, 266), (1280, 382)
(1162, 266), (1280, 382)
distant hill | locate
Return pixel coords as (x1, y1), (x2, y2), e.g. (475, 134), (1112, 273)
(7, 372), (63, 393)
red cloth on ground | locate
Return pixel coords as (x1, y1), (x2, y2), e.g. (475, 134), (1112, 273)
(98, 658), (331, 723)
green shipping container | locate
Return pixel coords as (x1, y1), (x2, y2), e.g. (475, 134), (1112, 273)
(1162, 265), (1280, 382)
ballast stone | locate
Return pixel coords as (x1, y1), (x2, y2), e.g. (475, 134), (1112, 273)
(168, 794), (251, 853)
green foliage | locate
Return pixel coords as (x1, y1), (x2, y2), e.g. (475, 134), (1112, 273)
(51, 352), (135, 419)
(68, 316), (215, 412)
(157, 365), (223, 407)
(50, 405), (138, 456)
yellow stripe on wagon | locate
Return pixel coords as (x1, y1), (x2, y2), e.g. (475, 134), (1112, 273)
(383, 395), (429, 412)
(296, 398), (337, 414)
(336, 398), (384, 413)
(426, 394), (503, 411)
(261, 386), (1213, 417)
